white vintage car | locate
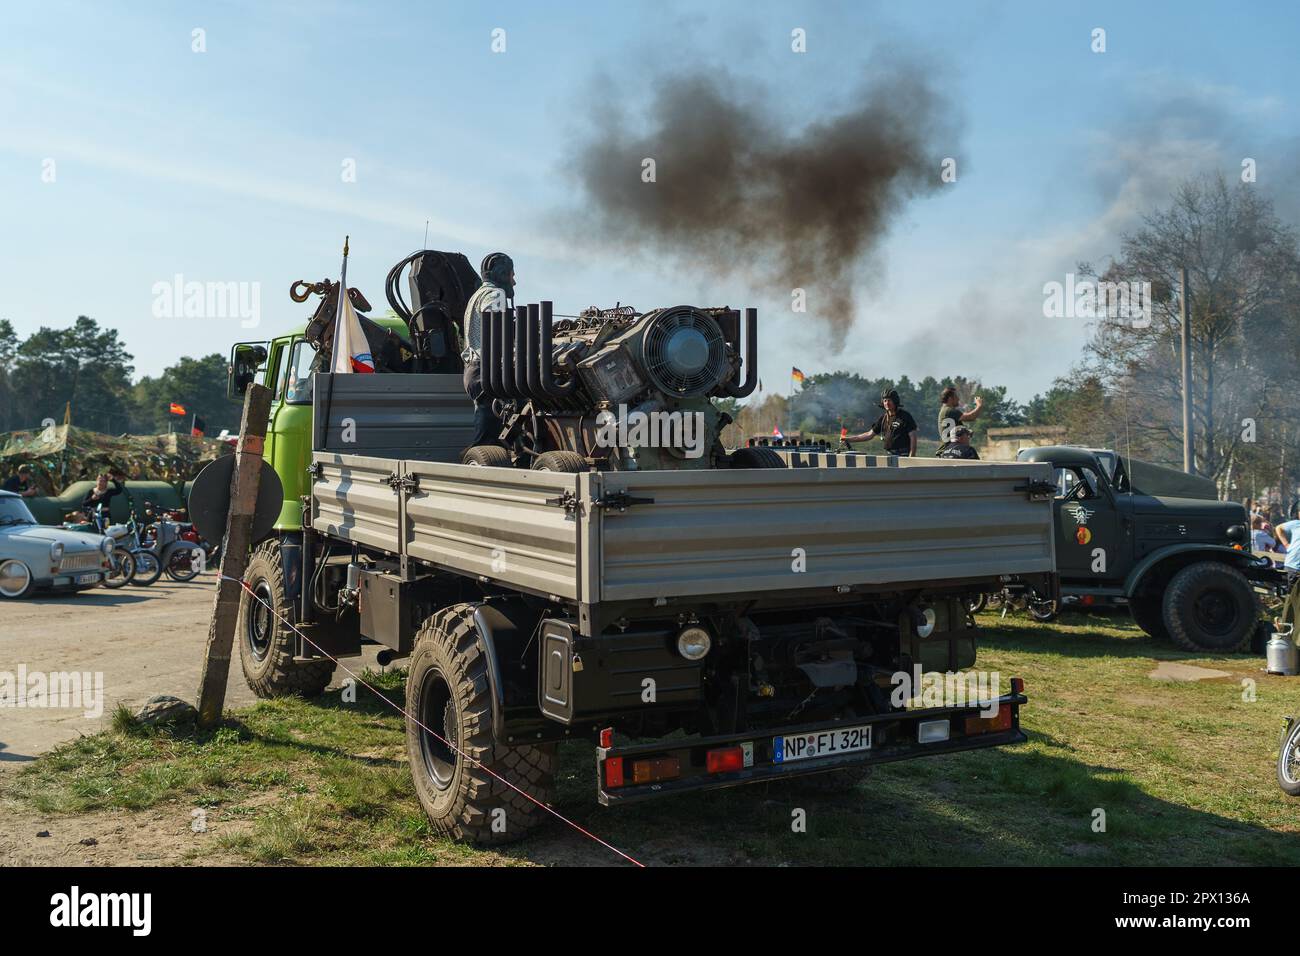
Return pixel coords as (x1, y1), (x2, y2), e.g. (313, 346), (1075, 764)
(0, 490), (113, 598)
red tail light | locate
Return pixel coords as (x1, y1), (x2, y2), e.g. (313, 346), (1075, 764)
(706, 746), (745, 774)
(604, 757), (624, 789)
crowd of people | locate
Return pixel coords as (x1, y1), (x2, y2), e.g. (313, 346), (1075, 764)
(1247, 498), (1300, 581)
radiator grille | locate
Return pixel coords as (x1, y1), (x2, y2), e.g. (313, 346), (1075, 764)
(59, 552), (103, 572)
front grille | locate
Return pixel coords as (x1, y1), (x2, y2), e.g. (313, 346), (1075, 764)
(59, 552), (103, 572)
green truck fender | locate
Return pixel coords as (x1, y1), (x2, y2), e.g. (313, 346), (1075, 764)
(1122, 543), (1257, 597)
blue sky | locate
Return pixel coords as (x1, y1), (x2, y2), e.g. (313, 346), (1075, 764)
(2, 0), (1297, 406)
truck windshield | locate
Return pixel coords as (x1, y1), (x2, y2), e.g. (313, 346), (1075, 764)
(0, 496), (37, 526)
(284, 340), (318, 405)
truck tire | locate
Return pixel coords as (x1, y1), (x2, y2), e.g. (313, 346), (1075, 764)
(1127, 594), (1169, 641)
(462, 445), (512, 467)
(405, 605), (557, 844)
(729, 447), (786, 469)
(531, 451), (587, 473)
(1278, 720), (1300, 797)
(1162, 561), (1257, 653)
(238, 540), (334, 698)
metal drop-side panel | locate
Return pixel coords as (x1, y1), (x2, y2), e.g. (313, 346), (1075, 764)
(312, 372), (473, 461)
(311, 453), (402, 552)
(404, 461), (584, 601)
(590, 461), (1056, 602)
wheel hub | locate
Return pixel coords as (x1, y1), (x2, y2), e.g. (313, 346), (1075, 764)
(418, 668), (459, 790)
(0, 560), (30, 598)
(1193, 589), (1238, 637)
(246, 579), (275, 660)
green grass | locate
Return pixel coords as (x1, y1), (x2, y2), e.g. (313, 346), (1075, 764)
(7, 616), (1300, 866)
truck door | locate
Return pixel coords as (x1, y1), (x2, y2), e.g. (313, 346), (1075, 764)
(1052, 464), (1124, 581)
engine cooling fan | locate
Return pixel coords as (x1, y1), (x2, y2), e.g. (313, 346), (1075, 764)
(641, 307), (728, 397)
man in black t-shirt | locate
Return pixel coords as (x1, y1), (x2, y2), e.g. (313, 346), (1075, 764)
(2, 464), (38, 497)
(936, 426), (980, 459)
(844, 389), (918, 456)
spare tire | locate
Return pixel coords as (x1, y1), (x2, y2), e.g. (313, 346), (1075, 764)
(1162, 561), (1257, 653)
(729, 447), (786, 469)
(462, 445), (512, 467)
(531, 451), (587, 473)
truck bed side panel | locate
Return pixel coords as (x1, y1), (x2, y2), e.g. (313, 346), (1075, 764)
(311, 453), (403, 552)
(404, 462), (583, 601)
(591, 462), (1055, 602)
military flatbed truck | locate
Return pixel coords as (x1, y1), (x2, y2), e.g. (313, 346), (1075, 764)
(1017, 446), (1285, 651)
(216, 259), (1055, 845)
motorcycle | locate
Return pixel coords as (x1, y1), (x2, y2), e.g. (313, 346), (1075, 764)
(139, 497), (207, 582)
(968, 583), (1057, 622)
(92, 502), (162, 586)
(1279, 716), (1300, 797)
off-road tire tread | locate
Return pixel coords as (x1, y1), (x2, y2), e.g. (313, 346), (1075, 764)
(1162, 560), (1256, 653)
(238, 540), (333, 698)
(1128, 593), (1169, 640)
(406, 604), (556, 845)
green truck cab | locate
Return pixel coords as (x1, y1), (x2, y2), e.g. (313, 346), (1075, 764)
(228, 318), (413, 531)
(1017, 445), (1279, 652)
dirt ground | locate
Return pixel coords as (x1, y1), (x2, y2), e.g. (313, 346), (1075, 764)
(0, 573), (385, 865)
(0, 573), (381, 768)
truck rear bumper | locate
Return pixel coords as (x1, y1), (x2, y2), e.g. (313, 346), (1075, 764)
(596, 692), (1027, 805)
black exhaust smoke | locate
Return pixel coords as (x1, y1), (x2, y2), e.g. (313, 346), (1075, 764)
(567, 63), (960, 341)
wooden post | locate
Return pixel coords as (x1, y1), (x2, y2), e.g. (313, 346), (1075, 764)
(196, 383), (273, 727)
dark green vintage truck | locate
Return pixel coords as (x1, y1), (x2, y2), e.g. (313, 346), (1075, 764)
(1017, 446), (1284, 652)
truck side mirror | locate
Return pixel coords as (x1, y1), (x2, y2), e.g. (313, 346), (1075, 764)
(228, 343), (268, 399)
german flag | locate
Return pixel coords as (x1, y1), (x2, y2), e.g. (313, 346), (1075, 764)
(791, 367), (805, 385)
(169, 402), (187, 416)
(191, 415), (207, 437)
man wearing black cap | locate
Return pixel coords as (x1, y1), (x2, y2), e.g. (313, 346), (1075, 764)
(844, 389), (918, 456)
(936, 426), (980, 459)
(461, 252), (516, 448)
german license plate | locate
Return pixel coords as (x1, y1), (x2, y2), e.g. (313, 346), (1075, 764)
(76, 573), (100, 585)
(773, 724), (872, 763)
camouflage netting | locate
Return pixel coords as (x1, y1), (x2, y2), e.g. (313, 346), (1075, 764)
(0, 424), (228, 495)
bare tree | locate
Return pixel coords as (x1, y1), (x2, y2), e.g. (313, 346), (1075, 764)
(1080, 173), (1300, 493)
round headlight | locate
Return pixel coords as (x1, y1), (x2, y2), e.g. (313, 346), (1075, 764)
(101, 537), (115, 556)
(677, 625), (712, 661)
(49, 542), (65, 563)
(915, 607), (937, 639)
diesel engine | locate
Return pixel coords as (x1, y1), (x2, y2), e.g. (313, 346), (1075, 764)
(472, 301), (757, 471)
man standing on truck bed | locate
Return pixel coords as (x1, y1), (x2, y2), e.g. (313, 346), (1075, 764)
(461, 252), (516, 448)
(937, 386), (982, 452)
(844, 389), (918, 456)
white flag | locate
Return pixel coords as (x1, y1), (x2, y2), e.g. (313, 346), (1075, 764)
(331, 291), (375, 374)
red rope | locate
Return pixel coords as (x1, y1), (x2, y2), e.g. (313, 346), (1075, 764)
(219, 575), (644, 867)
